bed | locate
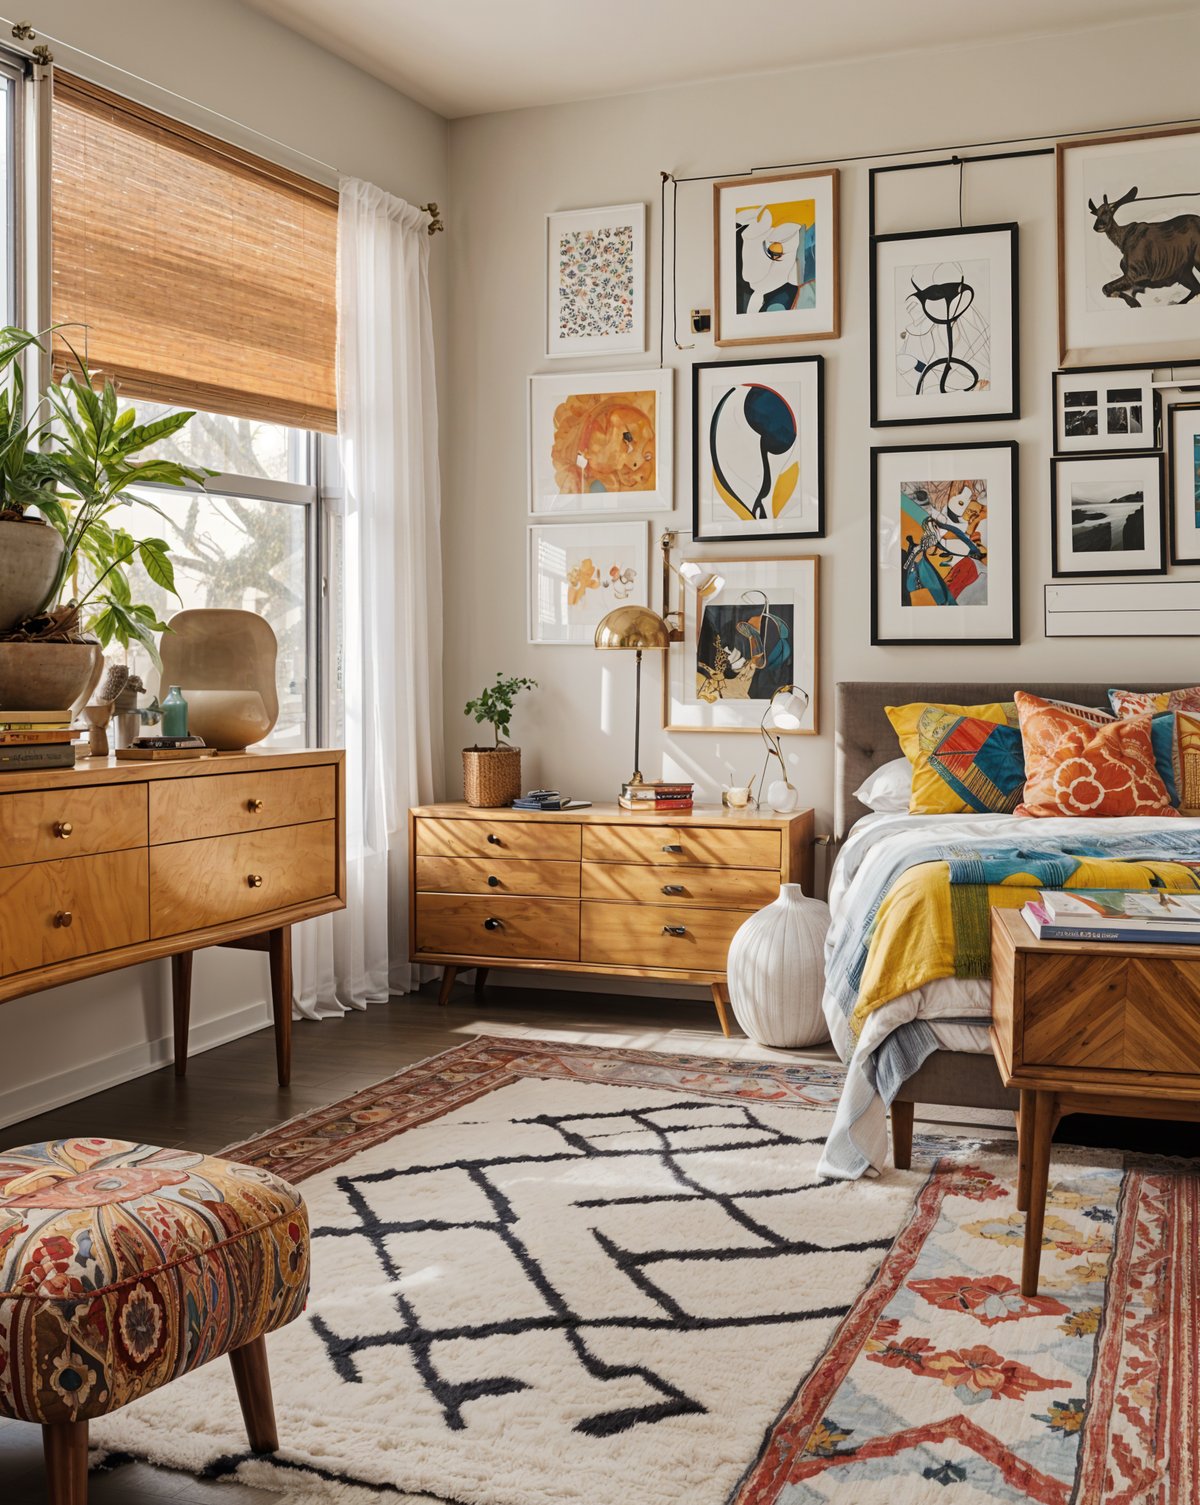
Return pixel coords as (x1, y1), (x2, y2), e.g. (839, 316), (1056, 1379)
(820, 680), (1200, 1179)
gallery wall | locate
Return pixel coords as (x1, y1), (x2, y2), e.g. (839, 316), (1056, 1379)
(443, 11), (1200, 851)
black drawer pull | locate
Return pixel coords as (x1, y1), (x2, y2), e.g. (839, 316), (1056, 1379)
(663, 924), (687, 937)
(662, 843), (683, 854)
(487, 875), (500, 887)
(484, 916), (503, 931)
(487, 833), (502, 845)
(662, 884), (685, 896)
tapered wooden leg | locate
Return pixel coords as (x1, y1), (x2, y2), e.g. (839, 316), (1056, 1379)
(42, 1418), (88, 1505)
(229, 1335), (279, 1454)
(1021, 1091), (1057, 1297)
(891, 1099), (915, 1170)
(438, 966), (458, 1006)
(172, 951), (194, 1078)
(710, 981), (732, 1038)
(474, 967), (490, 994)
(1016, 1088), (1035, 1212)
(268, 927), (293, 1088)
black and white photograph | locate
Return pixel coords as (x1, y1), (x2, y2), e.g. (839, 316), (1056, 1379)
(1051, 454), (1166, 576)
(1052, 367), (1160, 454)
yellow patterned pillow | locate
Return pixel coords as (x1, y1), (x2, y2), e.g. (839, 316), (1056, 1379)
(885, 701), (1021, 814)
(1179, 712), (1200, 815)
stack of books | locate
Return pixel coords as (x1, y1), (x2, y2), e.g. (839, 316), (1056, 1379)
(0, 709), (78, 772)
(1021, 889), (1200, 946)
(618, 780), (694, 813)
(511, 789), (591, 811)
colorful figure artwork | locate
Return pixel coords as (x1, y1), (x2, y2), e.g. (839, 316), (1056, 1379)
(695, 592), (794, 704)
(545, 204), (645, 358)
(899, 479), (988, 607)
(1167, 402), (1200, 566)
(710, 382), (798, 522)
(551, 389), (656, 496)
(528, 521), (649, 644)
(735, 198), (816, 315)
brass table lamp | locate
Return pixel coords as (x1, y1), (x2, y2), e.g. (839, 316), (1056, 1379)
(594, 605), (671, 786)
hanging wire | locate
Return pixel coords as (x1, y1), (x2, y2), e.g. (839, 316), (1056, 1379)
(955, 154), (964, 227)
(672, 175), (693, 352)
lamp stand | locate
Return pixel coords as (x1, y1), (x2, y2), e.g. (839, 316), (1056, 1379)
(628, 647), (646, 786)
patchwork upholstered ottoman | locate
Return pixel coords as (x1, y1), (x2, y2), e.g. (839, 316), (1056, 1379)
(0, 1137), (310, 1504)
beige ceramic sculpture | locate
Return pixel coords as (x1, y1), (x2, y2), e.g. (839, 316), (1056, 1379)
(157, 609), (279, 751)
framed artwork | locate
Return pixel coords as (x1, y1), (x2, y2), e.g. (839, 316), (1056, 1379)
(664, 555), (819, 734)
(1051, 454), (1166, 577)
(870, 224), (1019, 426)
(871, 442), (1019, 646)
(713, 169), (840, 347)
(528, 369), (673, 515)
(1052, 366), (1160, 454)
(691, 356), (823, 542)
(1057, 125), (1200, 366)
(528, 521), (649, 644)
(545, 203), (645, 359)
(1168, 402), (1200, 565)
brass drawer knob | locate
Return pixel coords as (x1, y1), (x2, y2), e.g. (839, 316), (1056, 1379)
(483, 916), (503, 931)
(662, 883), (684, 895)
(663, 924), (686, 937)
(54, 911), (73, 928)
(247, 798), (264, 813)
(54, 821), (73, 839)
(487, 833), (502, 845)
(662, 843), (683, 854)
(247, 873), (264, 888)
(487, 875), (500, 887)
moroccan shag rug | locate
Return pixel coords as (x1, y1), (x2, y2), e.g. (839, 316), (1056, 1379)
(94, 1036), (1199, 1503)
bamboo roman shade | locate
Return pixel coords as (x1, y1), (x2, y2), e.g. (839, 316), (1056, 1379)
(51, 72), (338, 433)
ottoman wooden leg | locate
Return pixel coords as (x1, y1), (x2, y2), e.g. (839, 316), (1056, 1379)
(891, 1099), (914, 1170)
(230, 1335), (279, 1454)
(43, 1418), (88, 1505)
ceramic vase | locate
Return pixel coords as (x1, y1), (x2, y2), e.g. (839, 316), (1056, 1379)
(727, 883), (831, 1048)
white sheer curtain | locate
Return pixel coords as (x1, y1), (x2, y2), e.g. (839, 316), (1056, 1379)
(294, 177), (444, 1016)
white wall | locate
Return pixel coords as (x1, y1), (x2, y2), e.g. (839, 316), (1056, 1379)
(444, 12), (1200, 844)
(0, 0), (448, 1129)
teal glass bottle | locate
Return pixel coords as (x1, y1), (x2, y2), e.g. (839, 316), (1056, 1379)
(161, 684), (189, 739)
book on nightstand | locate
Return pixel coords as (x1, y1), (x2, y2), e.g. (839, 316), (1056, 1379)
(1021, 898), (1200, 946)
(619, 779), (694, 812)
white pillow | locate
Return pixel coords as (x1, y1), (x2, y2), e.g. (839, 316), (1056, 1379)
(853, 757), (913, 813)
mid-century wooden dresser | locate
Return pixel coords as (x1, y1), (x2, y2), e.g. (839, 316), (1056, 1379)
(409, 802), (814, 1034)
(0, 749), (346, 1085)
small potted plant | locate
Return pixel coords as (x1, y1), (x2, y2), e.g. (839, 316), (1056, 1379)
(463, 673), (537, 808)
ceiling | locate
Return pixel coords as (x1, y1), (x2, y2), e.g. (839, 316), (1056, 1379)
(243, 0), (1192, 119)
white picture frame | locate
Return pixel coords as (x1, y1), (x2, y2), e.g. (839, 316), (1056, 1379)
(1051, 453), (1166, 578)
(545, 203), (645, 359)
(528, 368), (673, 515)
(1052, 367), (1161, 454)
(528, 521), (649, 645)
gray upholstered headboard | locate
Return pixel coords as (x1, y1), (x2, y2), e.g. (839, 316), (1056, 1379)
(835, 681), (1167, 840)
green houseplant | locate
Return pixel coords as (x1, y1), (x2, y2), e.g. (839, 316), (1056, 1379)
(0, 327), (209, 712)
(462, 673), (537, 807)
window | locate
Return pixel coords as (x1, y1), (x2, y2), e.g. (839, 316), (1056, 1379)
(0, 52), (24, 327)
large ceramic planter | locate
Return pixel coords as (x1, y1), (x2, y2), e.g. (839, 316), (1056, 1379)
(0, 642), (103, 714)
(727, 883), (832, 1047)
(463, 746), (522, 808)
(0, 517), (64, 633)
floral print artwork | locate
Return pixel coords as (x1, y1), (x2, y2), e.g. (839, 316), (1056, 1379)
(556, 223), (635, 342)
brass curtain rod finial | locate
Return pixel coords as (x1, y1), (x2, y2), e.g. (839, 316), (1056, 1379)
(11, 22), (35, 40)
(420, 202), (444, 235)
(32, 43), (53, 64)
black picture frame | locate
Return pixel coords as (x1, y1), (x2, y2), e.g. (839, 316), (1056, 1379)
(1050, 365), (1162, 456)
(690, 355), (825, 543)
(869, 222), (1020, 428)
(870, 440), (1020, 646)
(1168, 401), (1200, 566)
(1050, 453), (1167, 578)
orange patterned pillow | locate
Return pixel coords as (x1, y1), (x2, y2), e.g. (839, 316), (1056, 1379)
(1179, 712), (1200, 816)
(1014, 691), (1179, 818)
(1109, 685), (1200, 718)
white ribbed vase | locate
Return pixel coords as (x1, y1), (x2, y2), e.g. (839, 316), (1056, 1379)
(727, 883), (831, 1047)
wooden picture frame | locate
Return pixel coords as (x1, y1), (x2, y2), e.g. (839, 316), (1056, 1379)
(713, 169), (840, 347)
(870, 223), (1019, 427)
(691, 355), (824, 542)
(1057, 124), (1200, 366)
(1050, 453), (1167, 578)
(1051, 365), (1161, 455)
(1168, 401), (1200, 566)
(870, 441), (1019, 646)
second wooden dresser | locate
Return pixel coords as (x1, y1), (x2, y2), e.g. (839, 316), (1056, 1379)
(410, 802), (814, 1034)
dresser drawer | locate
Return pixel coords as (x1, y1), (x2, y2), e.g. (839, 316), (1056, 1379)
(416, 855), (580, 898)
(415, 816), (581, 861)
(581, 862), (779, 909)
(582, 824), (780, 870)
(582, 901), (756, 973)
(149, 766), (336, 844)
(0, 784), (147, 867)
(149, 821), (337, 938)
(415, 894), (580, 961)
(0, 850), (149, 976)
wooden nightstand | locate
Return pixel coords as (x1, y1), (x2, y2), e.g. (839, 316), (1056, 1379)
(989, 906), (1200, 1295)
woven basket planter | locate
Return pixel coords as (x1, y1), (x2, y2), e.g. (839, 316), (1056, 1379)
(462, 746), (522, 808)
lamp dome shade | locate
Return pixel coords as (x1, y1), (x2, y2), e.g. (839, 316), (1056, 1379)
(766, 688), (810, 730)
(594, 605), (671, 651)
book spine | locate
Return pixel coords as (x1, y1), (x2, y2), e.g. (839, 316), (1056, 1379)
(0, 723), (73, 732)
(0, 743), (77, 769)
(1035, 921), (1200, 946)
(0, 731), (77, 744)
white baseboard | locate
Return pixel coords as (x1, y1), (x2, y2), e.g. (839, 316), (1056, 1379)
(0, 1001), (273, 1133)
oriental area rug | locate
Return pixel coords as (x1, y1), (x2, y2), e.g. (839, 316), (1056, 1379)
(94, 1036), (1198, 1503)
